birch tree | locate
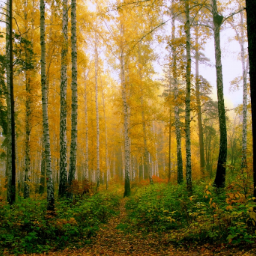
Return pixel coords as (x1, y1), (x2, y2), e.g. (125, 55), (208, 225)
(59, 0), (68, 197)
(40, 0), (55, 211)
(184, 0), (192, 192)
(68, 0), (78, 191)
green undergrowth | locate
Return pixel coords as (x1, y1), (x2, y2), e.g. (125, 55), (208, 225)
(0, 191), (121, 255)
(124, 180), (256, 246)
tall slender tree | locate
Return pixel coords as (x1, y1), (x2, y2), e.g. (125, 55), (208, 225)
(239, 10), (248, 169)
(40, 0), (55, 211)
(120, 23), (131, 197)
(68, 0), (78, 191)
(6, 0), (16, 205)
(24, 0), (31, 199)
(211, 0), (227, 188)
(184, 0), (192, 192)
(245, 0), (256, 198)
(59, 0), (68, 197)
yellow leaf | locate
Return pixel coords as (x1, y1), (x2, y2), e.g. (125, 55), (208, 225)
(226, 205), (233, 211)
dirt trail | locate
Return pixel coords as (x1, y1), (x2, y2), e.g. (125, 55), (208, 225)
(31, 198), (256, 256)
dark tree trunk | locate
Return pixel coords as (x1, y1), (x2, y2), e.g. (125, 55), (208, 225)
(246, 0), (256, 198)
(7, 0), (16, 205)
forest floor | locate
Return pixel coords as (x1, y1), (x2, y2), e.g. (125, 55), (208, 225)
(23, 198), (256, 256)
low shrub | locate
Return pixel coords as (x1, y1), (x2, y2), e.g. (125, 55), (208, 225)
(0, 191), (121, 255)
(125, 181), (256, 245)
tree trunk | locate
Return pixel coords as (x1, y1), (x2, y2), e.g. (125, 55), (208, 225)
(171, 7), (183, 184)
(184, 0), (192, 193)
(95, 33), (100, 189)
(59, 0), (68, 197)
(212, 0), (227, 188)
(24, 72), (31, 199)
(68, 0), (78, 191)
(120, 28), (131, 197)
(40, 0), (55, 211)
(245, 0), (256, 198)
(7, 0), (16, 205)
(195, 26), (205, 176)
(240, 10), (247, 169)
(101, 77), (110, 190)
(24, 0), (32, 199)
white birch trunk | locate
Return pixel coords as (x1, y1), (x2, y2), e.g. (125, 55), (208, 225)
(240, 10), (247, 168)
(59, 0), (68, 197)
(185, 0), (192, 192)
(40, 0), (54, 211)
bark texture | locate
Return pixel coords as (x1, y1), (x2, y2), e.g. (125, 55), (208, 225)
(24, 4), (31, 199)
(212, 0), (227, 188)
(59, 0), (68, 197)
(68, 0), (78, 190)
(7, 0), (16, 205)
(24, 71), (31, 199)
(184, 0), (192, 192)
(245, 0), (256, 198)
(239, 10), (247, 169)
(40, 0), (55, 211)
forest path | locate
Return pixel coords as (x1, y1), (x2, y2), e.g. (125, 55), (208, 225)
(33, 198), (256, 256)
